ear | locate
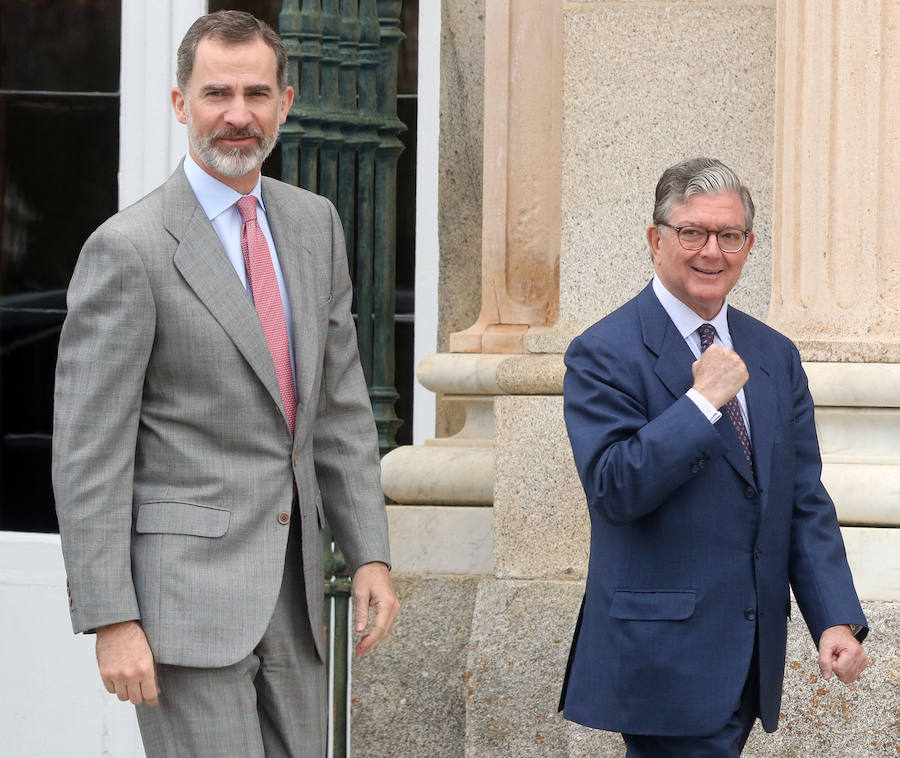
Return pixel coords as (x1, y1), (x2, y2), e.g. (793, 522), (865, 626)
(647, 225), (661, 260)
(745, 232), (755, 255)
(279, 86), (295, 124)
(172, 88), (188, 125)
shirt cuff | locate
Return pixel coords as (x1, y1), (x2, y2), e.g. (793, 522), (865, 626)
(686, 388), (723, 425)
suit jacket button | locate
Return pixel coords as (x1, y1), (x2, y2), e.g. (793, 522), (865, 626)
(697, 458), (705, 469)
(278, 511), (290, 525)
(744, 485), (756, 500)
(690, 464), (699, 474)
(744, 608), (756, 621)
(292, 454), (299, 467)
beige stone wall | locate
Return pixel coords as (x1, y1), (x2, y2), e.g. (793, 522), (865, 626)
(533, 0), (777, 353)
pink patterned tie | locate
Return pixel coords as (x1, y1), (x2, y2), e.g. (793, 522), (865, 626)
(236, 196), (296, 435)
(698, 323), (752, 467)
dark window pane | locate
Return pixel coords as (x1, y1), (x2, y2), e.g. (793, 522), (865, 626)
(0, 0), (121, 92)
(0, 0), (121, 532)
(207, 0), (281, 28)
(398, 0), (418, 96)
(396, 96), (416, 292)
(1, 95), (119, 294)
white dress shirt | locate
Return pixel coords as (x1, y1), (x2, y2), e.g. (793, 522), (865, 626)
(651, 275), (751, 439)
(183, 154), (296, 388)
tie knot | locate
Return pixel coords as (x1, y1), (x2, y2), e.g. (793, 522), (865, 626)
(698, 323), (716, 352)
(236, 195), (258, 223)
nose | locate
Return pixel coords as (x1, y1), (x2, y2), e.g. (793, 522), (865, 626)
(700, 231), (724, 255)
(224, 97), (252, 128)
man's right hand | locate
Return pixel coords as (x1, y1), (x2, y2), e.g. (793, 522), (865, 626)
(691, 344), (749, 409)
(95, 620), (160, 706)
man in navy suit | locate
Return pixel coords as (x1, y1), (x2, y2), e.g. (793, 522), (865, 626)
(559, 158), (868, 756)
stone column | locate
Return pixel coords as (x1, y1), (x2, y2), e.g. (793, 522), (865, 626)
(769, 0), (900, 361)
(448, 0), (562, 354)
(767, 0), (900, 529)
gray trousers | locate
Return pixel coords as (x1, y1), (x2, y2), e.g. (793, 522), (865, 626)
(136, 510), (325, 757)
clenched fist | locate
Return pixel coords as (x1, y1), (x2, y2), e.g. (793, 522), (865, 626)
(691, 344), (749, 409)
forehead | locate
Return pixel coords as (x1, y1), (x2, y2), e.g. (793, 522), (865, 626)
(190, 36), (278, 88)
(668, 191), (746, 226)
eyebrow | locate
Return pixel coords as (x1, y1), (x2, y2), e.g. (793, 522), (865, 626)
(674, 220), (745, 229)
(198, 83), (274, 95)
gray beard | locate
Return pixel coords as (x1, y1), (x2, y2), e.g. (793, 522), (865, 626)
(186, 113), (279, 178)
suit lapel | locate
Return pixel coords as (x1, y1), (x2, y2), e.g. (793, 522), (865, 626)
(164, 167), (287, 426)
(262, 180), (319, 417)
(639, 285), (697, 400)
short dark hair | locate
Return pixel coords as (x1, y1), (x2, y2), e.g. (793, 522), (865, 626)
(653, 157), (755, 232)
(176, 10), (288, 93)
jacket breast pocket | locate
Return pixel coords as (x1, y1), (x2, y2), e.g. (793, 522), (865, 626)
(609, 590), (697, 620)
(135, 501), (230, 538)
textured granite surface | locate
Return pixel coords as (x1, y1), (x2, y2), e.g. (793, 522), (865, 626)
(493, 395), (589, 579)
(350, 574), (481, 758)
(350, 574), (896, 757)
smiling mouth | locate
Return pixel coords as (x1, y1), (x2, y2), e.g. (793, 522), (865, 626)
(693, 266), (723, 275)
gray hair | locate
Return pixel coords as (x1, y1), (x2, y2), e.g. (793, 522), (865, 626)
(176, 10), (288, 93)
(652, 157), (755, 232)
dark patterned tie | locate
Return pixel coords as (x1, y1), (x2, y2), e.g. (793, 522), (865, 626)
(698, 323), (753, 467)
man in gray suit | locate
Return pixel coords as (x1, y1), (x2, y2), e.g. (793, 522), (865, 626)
(52, 11), (399, 756)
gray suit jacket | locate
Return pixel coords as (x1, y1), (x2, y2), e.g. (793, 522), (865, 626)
(52, 164), (389, 667)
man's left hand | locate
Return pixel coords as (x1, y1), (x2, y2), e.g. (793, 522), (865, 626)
(351, 562), (400, 657)
(818, 625), (867, 684)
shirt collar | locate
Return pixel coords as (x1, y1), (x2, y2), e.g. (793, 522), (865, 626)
(183, 153), (265, 221)
(652, 274), (730, 341)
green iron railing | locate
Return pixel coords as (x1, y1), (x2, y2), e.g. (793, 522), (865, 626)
(278, 3), (406, 756)
(280, 0), (405, 457)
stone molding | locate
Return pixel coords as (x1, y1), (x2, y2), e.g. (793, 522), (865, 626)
(385, 354), (900, 529)
(449, 0), (563, 354)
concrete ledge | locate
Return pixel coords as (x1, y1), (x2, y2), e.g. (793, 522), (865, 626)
(417, 352), (565, 395)
(806, 362), (900, 407)
(842, 527), (900, 601)
(387, 505), (495, 574)
(823, 464), (900, 526)
(417, 354), (900, 405)
(382, 445), (494, 505)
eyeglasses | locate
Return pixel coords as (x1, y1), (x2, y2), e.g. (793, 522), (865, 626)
(658, 223), (749, 254)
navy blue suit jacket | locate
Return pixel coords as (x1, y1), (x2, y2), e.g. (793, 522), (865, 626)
(559, 283), (866, 736)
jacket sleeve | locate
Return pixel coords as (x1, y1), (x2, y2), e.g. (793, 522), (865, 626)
(311, 198), (390, 574)
(563, 332), (728, 526)
(784, 344), (868, 643)
(52, 226), (156, 633)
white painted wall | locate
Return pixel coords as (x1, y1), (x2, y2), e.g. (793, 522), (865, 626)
(119, 0), (204, 208)
(412, 0), (440, 445)
(0, 532), (145, 757)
